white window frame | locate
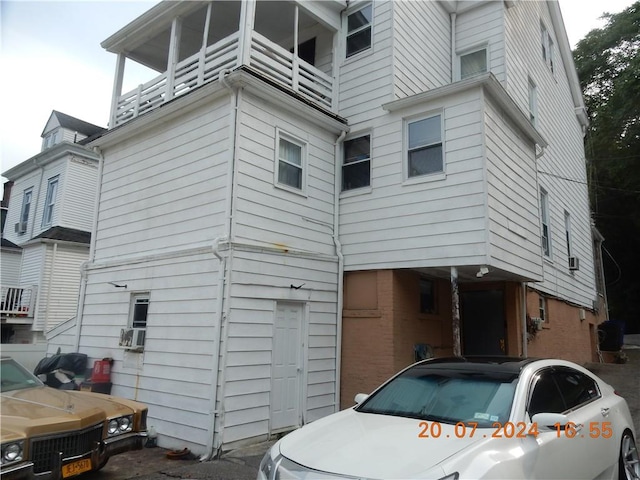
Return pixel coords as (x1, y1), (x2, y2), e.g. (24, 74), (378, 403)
(528, 77), (538, 126)
(539, 295), (547, 323)
(20, 189), (33, 226)
(540, 22), (555, 73)
(564, 210), (572, 258)
(458, 46), (488, 81)
(345, 3), (373, 59)
(540, 188), (551, 257)
(342, 133), (371, 192)
(275, 129), (307, 195)
(42, 176), (59, 227)
(129, 293), (150, 329)
(404, 112), (445, 182)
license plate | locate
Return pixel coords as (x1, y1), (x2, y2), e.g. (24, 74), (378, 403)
(62, 459), (92, 478)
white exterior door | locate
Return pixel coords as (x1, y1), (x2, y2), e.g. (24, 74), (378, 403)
(271, 302), (303, 431)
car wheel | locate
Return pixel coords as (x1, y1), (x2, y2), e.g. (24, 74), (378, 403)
(619, 430), (640, 480)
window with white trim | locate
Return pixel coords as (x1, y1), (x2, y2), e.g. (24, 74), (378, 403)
(540, 22), (555, 73)
(346, 3), (372, 58)
(130, 294), (149, 329)
(42, 176), (59, 227)
(42, 130), (59, 150)
(276, 131), (306, 192)
(540, 188), (551, 257)
(539, 295), (547, 323)
(19, 189), (32, 228)
(460, 48), (487, 80)
(342, 134), (371, 191)
(407, 114), (443, 178)
(528, 78), (537, 126)
(564, 210), (572, 258)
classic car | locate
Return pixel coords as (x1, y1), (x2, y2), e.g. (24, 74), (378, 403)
(1, 356), (148, 479)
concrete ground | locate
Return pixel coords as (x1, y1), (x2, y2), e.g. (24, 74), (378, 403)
(88, 339), (640, 480)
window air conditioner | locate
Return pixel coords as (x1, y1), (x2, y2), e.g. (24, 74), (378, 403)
(568, 256), (580, 271)
(119, 328), (146, 351)
(14, 222), (27, 234)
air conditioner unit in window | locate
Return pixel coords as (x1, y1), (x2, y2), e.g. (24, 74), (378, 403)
(14, 222), (27, 234)
(119, 328), (146, 351)
(569, 256), (580, 271)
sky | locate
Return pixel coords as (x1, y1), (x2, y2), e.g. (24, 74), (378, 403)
(0, 0), (636, 187)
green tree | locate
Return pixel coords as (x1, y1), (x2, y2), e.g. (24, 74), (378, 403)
(573, 2), (640, 333)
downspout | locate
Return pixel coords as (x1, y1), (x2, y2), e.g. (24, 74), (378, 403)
(74, 147), (104, 351)
(450, 13), (457, 83)
(333, 130), (347, 412)
(201, 68), (238, 461)
(521, 282), (528, 357)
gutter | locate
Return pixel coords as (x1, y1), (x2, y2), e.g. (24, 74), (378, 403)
(333, 130), (347, 412)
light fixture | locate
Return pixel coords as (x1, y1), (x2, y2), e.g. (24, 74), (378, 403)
(476, 266), (489, 278)
(108, 282), (127, 288)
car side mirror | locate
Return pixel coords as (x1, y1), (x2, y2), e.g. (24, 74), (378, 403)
(354, 393), (369, 404)
(531, 412), (569, 430)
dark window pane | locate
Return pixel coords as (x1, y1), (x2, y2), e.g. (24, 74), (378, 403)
(420, 278), (435, 314)
(346, 27), (371, 57)
(132, 300), (148, 328)
(554, 368), (599, 409)
(344, 136), (370, 164)
(409, 116), (441, 149)
(408, 145), (443, 177)
(528, 371), (565, 416)
(343, 160), (370, 191)
(348, 5), (372, 32)
(279, 162), (302, 189)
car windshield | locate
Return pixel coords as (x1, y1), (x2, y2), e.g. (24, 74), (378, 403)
(1, 358), (43, 392)
(356, 363), (518, 426)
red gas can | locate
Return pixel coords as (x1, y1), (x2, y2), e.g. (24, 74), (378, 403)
(92, 358), (112, 384)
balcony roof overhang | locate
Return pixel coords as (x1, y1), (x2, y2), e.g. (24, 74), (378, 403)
(382, 72), (548, 149)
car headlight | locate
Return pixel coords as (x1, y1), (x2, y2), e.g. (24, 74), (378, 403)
(107, 415), (134, 436)
(1, 441), (24, 465)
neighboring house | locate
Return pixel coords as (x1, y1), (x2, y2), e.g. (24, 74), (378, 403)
(51, 0), (605, 455)
(1, 111), (105, 344)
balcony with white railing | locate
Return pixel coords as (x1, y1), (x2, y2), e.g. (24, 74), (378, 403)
(105, 0), (343, 128)
(1, 285), (37, 322)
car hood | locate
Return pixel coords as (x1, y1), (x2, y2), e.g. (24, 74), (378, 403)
(279, 409), (482, 479)
(1, 386), (135, 438)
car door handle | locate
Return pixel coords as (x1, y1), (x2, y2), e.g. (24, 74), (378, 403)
(601, 407), (610, 417)
(574, 423), (584, 433)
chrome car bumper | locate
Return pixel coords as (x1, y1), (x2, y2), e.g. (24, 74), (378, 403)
(0, 432), (147, 480)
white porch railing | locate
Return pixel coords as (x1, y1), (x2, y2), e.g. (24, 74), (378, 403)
(1, 285), (37, 317)
(113, 31), (334, 127)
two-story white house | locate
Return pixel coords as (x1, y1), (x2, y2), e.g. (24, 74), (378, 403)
(54, 0), (606, 456)
(1, 111), (105, 345)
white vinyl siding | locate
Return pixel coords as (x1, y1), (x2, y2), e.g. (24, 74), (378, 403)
(1, 250), (22, 286)
(233, 92), (337, 256)
(505, 1), (596, 306)
(392, 0), (450, 98)
(455, 2), (506, 83)
(93, 97), (230, 261)
(341, 88), (487, 270)
(222, 249), (338, 444)
(60, 157), (99, 231)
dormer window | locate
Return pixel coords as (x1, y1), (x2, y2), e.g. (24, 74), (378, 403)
(42, 130), (59, 150)
(459, 47), (488, 80)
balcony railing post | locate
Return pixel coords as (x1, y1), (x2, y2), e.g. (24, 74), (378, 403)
(133, 84), (143, 118)
(166, 16), (183, 101)
(239, 0), (256, 67)
(109, 53), (126, 128)
(198, 3), (213, 86)
(292, 4), (299, 91)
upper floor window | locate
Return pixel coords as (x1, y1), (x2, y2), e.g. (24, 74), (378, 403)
(538, 295), (547, 323)
(42, 130), (59, 150)
(346, 4), (372, 58)
(564, 210), (573, 260)
(540, 188), (551, 257)
(42, 176), (59, 227)
(276, 131), (306, 193)
(407, 114), (443, 178)
(540, 22), (555, 73)
(528, 78), (537, 126)
(460, 47), (487, 80)
(343, 134), (371, 191)
(20, 189), (32, 226)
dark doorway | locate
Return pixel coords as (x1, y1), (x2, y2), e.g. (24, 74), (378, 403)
(461, 289), (506, 355)
(296, 37), (316, 66)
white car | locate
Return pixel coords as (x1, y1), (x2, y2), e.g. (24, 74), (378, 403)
(258, 357), (639, 480)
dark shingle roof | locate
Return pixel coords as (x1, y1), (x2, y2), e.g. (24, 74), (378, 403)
(51, 111), (106, 137)
(32, 226), (91, 245)
(1, 238), (21, 249)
